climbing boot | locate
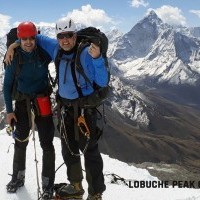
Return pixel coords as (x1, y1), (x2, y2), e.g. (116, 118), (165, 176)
(56, 182), (85, 199)
(6, 177), (25, 193)
(6, 170), (25, 193)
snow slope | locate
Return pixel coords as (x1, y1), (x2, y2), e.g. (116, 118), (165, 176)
(0, 129), (200, 200)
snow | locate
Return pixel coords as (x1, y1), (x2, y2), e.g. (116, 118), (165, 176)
(0, 129), (200, 200)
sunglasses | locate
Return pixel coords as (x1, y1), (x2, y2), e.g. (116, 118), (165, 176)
(57, 32), (74, 39)
(21, 36), (36, 41)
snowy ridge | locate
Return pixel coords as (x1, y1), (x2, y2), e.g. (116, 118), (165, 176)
(111, 76), (150, 128)
(0, 35), (6, 61)
(113, 28), (200, 85)
(110, 11), (200, 85)
(106, 28), (123, 57)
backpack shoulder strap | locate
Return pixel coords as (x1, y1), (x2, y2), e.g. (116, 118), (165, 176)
(8, 48), (23, 100)
(53, 48), (64, 87)
(13, 47), (23, 77)
(35, 46), (54, 90)
(75, 41), (93, 88)
(71, 53), (84, 98)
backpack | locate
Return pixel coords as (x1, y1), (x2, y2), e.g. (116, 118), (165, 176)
(3, 28), (17, 69)
(6, 27), (18, 48)
(54, 27), (110, 107)
(4, 28), (53, 100)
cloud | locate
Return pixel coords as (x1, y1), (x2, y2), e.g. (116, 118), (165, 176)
(150, 5), (187, 26)
(190, 10), (200, 18)
(58, 4), (116, 31)
(0, 13), (11, 37)
(36, 22), (55, 28)
(131, 0), (149, 8)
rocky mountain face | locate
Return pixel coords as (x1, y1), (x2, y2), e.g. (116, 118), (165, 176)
(106, 10), (200, 130)
(99, 11), (200, 172)
(111, 11), (169, 60)
(111, 11), (200, 85)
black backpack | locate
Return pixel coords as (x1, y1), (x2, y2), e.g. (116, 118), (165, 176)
(6, 27), (18, 48)
(54, 27), (110, 107)
(3, 28), (17, 69)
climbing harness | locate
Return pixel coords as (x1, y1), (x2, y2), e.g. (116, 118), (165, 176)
(60, 106), (90, 156)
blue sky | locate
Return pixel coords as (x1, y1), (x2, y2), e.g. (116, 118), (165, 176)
(0, 0), (200, 37)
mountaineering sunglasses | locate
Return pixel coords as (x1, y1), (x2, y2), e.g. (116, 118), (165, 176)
(21, 36), (36, 41)
(57, 32), (74, 39)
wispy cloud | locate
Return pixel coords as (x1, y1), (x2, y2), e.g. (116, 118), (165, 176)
(131, 0), (149, 8)
(0, 13), (11, 37)
(59, 4), (116, 31)
(150, 5), (187, 26)
(190, 10), (200, 18)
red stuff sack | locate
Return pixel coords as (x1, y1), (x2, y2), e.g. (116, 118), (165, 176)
(36, 96), (52, 116)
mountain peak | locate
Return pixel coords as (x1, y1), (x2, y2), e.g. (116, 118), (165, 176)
(143, 10), (163, 25)
(147, 10), (158, 18)
(113, 10), (165, 60)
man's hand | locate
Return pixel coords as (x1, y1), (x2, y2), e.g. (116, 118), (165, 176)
(6, 113), (17, 125)
(4, 42), (20, 65)
(88, 43), (101, 59)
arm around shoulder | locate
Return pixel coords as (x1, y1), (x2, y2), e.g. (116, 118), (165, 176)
(36, 34), (58, 59)
(4, 42), (20, 65)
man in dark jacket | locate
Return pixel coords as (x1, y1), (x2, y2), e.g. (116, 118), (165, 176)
(5, 18), (109, 200)
(3, 22), (55, 199)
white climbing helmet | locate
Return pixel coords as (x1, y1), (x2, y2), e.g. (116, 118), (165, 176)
(55, 18), (76, 35)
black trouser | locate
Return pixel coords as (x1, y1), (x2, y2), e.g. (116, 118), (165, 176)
(61, 107), (106, 195)
(12, 100), (55, 190)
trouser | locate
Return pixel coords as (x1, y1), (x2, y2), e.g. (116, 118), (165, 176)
(61, 106), (106, 195)
(12, 100), (55, 190)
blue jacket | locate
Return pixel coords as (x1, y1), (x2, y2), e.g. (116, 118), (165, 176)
(3, 47), (51, 113)
(36, 34), (108, 100)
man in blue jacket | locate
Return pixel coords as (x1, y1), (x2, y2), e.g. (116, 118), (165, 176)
(6, 18), (108, 200)
(4, 22), (55, 199)
(37, 19), (108, 200)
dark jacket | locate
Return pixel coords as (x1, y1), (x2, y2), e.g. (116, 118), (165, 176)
(3, 47), (51, 113)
